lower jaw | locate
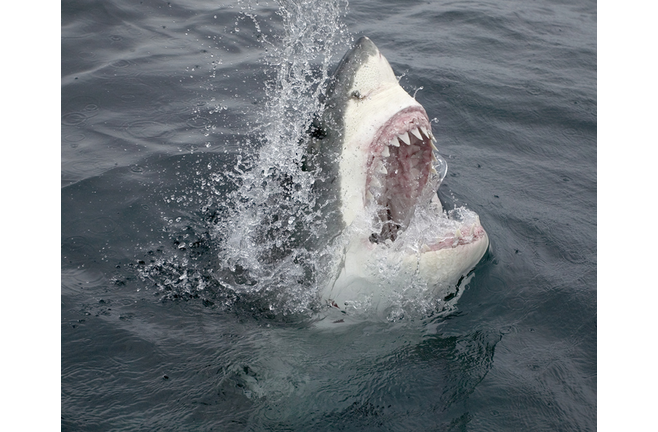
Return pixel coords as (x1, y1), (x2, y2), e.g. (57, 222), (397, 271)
(323, 229), (489, 307)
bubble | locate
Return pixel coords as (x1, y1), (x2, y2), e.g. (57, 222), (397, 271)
(63, 236), (91, 251)
(126, 121), (170, 139)
(112, 59), (131, 68)
(186, 116), (211, 128)
(87, 217), (119, 235)
(62, 112), (87, 125)
(64, 133), (85, 143)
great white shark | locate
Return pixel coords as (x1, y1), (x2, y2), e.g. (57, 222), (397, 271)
(305, 37), (489, 318)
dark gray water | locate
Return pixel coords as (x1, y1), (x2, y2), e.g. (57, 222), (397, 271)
(61, 0), (596, 430)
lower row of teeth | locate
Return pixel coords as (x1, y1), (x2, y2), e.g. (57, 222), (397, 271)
(418, 224), (480, 251)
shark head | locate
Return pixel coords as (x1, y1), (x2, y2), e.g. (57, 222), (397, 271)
(311, 37), (489, 317)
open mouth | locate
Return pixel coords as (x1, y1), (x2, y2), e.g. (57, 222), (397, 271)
(366, 106), (438, 243)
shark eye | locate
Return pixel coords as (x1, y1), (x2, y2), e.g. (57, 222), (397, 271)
(351, 90), (365, 100)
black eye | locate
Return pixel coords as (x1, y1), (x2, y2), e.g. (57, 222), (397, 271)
(351, 90), (364, 100)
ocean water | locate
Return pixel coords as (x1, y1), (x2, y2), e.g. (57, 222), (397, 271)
(61, 0), (596, 430)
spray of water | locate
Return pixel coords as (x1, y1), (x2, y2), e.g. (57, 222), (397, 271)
(196, 0), (487, 322)
(213, 0), (352, 318)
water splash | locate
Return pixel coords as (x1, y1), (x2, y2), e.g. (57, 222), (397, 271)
(204, 0), (485, 322)
(214, 0), (352, 318)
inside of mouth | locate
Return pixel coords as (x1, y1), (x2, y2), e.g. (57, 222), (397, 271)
(367, 117), (436, 243)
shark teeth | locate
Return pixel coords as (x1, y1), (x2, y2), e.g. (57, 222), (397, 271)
(369, 117), (444, 243)
(410, 128), (422, 140)
(370, 175), (382, 188)
(425, 127), (436, 141)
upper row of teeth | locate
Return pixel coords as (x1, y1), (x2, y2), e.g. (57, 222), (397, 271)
(372, 126), (440, 178)
(387, 126), (437, 150)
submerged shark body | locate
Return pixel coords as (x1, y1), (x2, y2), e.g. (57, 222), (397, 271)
(307, 37), (489, 317)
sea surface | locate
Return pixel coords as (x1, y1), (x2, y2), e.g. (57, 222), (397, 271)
(61, 0), (596, 430)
